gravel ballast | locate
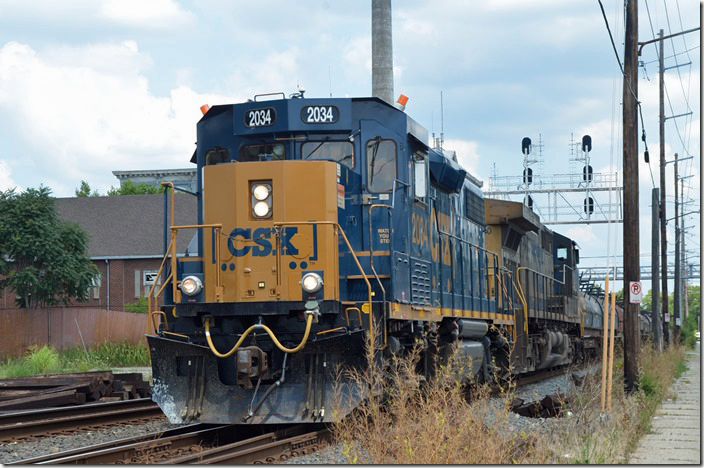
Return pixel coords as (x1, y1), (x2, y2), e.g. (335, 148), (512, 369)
(1, 366), (599, 465)
(0, 419), (181, 465)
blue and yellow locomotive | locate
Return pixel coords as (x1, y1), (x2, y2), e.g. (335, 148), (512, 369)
(147, 94), (585, 425)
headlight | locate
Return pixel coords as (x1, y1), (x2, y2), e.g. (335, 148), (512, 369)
(252, 184), (270, 201)
(180, 276), (203, 296)
(253, 201), (271, 218)
(251, 181), (272, 219)
(301, 272), (323, 293)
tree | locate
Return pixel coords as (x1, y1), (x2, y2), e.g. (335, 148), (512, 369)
(0, 187), (99, 308)
(107, 180), (164, 196)
(680, 285), (701, 347)
(75, 180), (100, 197)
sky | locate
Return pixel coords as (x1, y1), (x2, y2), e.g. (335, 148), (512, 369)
(0, 0), (700, 294)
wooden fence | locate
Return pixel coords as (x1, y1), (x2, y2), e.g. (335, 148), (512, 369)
(0, 308), (148, 358)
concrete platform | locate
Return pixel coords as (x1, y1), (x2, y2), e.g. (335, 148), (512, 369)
(629, 342), (701, 464)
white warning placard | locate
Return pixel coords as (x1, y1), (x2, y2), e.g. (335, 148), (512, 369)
(629, 281), (642, 304)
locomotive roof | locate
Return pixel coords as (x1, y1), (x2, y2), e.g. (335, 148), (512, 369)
(483, 198), (541, 233)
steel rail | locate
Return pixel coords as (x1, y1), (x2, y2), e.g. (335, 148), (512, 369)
(12, 424), (329, 465)
(8, 424), (213, 464)
(163, 428), (331, 464)
(0, 398), (162, 441)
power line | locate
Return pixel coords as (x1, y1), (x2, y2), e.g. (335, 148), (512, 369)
(640, 45), (700, 65)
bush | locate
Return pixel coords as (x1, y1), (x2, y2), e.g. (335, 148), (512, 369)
(124, 297), (149, 314)
(0, 342), (150, 378)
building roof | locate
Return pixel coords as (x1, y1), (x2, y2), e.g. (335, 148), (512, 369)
(55, 195), (198, 258)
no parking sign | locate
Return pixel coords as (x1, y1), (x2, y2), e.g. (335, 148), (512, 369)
(629, 281), (642, 304)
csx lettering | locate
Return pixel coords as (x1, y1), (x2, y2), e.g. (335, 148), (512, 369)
(227, 227), (299, 257)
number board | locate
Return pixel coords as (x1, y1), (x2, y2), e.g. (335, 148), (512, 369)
(301, 105), (339, 124)
(244, 108), (276, 128)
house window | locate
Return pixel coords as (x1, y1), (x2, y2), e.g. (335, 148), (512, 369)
(91, 274), (102, 300)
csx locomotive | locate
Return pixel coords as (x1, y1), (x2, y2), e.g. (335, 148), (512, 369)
(147, 94), (608, 425)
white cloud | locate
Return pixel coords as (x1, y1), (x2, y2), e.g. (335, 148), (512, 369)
(566, 225), (598, 248)
(0, 161), (19, 191)
(344, 37), (372, 78)
(100, 0), (194, 28)
(443, 138), (481, 178)
(0, 0), (194, 30)
(0, 41), (229, 195)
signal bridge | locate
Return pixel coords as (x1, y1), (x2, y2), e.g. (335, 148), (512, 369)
(579, 263), (700, 281)
(486, 134), (623, 225)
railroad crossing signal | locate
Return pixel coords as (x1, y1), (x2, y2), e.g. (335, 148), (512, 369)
(629, 281), (642, 303)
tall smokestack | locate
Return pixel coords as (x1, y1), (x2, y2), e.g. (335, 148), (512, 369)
(372, 0), (393, 104)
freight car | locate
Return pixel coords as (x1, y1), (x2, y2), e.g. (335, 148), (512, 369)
(147, 94), (612, 425)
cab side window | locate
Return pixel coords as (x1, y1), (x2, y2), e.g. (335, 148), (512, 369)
(366, 138), (396, 192)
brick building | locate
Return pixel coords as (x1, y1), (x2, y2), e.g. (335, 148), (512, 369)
(0, 195), (198, 310)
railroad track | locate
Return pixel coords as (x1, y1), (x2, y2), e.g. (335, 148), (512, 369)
(0, 398), (164, 441)
(12, 423), (331, 464)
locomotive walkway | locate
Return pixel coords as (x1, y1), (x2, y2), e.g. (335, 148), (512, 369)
(629, 342), (701, 464)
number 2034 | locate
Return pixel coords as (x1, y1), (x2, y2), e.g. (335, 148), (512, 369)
(244, 108), (276, 127)
(301, 106), (339, 124)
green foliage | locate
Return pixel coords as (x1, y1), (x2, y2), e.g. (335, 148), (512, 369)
(638, 372), (657, 397)
(74, 180), (100, 197)
(107, 180), (164, 196)
(0, 187), (99, 308)
(124, 297), (149, 314)
(0, 345), (62, 377)
(0, 342), (150, 378)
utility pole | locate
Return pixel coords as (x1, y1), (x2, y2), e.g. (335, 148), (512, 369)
(636, 25), (701, 347)
(658, 29), (670, 347)
(680, 177), (693, 325)
(622, 0), (640, 392)
(651, 188), (662, 350)
(673, 156), (680, 341)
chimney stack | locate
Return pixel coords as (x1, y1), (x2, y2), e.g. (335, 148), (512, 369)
(372, 0), (394, 104)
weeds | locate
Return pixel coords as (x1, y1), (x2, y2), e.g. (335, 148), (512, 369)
(538, 343), (687, 463)
(328, 328), (688, 465)
(330, 337), (543, 464)
(0, 341), (150, 378)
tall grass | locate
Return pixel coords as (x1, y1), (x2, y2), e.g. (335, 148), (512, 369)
(330, 340), (541, 464)
(537, 343), (686, 463)
(0, 341), (151, 378)
(326, 331), (687, 465)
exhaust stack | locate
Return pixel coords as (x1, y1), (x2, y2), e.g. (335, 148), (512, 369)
(372, 0), (393, 104)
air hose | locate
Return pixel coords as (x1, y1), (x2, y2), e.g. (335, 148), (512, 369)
(204, 313), (314, 358)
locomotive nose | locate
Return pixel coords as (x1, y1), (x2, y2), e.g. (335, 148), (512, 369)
(201, 160), (341, 305)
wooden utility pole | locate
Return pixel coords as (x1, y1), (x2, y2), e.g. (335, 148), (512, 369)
(652, 188), (662, 350)
(622, 0), (640, 392)
(674, 156), (680, 341)
(658, 29), (670, 347)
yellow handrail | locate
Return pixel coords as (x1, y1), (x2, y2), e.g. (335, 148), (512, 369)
(147, 180), (224, 335)
(344, 307), (363, 329)
(150, 311), (168, 333)
(147, 235), (175, 335)
(204, 313), (314, 356)
(515, 267), (530, 335)
(272, 221), (374, 350)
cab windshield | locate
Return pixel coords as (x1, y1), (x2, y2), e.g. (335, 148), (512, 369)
(302, 141), (354, 168)
(240, 143), (285, 162)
